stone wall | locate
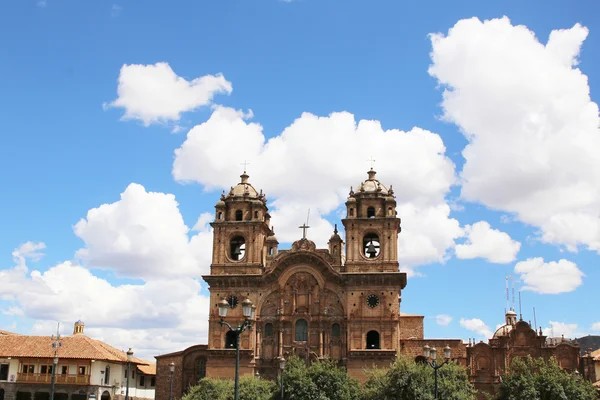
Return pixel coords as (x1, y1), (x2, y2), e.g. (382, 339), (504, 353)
(398, 316), (424, 340)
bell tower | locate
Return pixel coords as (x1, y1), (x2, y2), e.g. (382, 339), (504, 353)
(342, 169), (401, 272)
(209, 171), (273, 275)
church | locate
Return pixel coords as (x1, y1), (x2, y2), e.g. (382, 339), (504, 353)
(154, 169), (581, 400)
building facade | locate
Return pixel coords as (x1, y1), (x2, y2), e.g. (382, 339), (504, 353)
(0, 322), (155, 400)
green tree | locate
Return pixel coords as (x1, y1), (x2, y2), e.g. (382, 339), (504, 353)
(498, 356), (597, 400)
(307, 358), (363, 400)
(183, 376), (276, 400)
(362, 356), (476, 400)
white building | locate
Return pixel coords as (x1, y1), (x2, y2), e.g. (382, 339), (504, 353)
(0, 322), (155, 400)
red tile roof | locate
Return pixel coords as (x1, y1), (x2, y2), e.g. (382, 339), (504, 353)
(0, 330), (18, 335)
(0, 334), (147, 365)
(137, 363), (156, 376)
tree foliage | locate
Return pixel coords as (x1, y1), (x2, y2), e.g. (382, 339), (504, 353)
(362, 356), (476, 400)
(497, 356), (597, 400)
(183, 376), (276, 400)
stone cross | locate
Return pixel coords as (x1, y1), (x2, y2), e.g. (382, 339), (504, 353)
(298, 223), (310, 239)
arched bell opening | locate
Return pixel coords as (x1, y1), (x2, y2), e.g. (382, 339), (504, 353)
(225, 331), (238, 348)
(363, 233), (380, 258)
(230, 236), (246, 261)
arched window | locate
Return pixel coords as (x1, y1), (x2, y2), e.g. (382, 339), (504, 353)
(264, 323), (273, 337)
(363, 233), (380, 258)
(230, 236), (246, 261)
(217, 211), (223, 220)
(268, 247), (274, 256)
(332, 323), (341, 337)
(366, 330), (380, 349)
(349, 208), (354, 217)
(254, 211), (259, 219)
(225, 331), (237, 348)
(388, 207), (393, 216)
(367, 207), (375, 218)
(235, 210), (243, 221)
(295, 319), (308, 342)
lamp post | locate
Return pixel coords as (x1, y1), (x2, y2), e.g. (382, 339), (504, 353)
(278, 357), (286, 400)
(125, 348), (133, 400)
(50, 324), (62, 400)
(423, 345), (451, 399)
(217, 298), (255, 400)
(168, 362), (175, 400)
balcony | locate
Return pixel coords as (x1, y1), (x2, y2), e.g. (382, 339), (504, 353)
(16, 373), (90, 385)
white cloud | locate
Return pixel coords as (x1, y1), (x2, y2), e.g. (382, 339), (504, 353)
(1, 244), (210, 360)
(514, 257), (584, 294)
(460, 317), (492, 339)
(543, 321), (582, 339)
(172, 106), (462, 270)
(105, 62), (232, 126)
(74, 183), (212, 279)
(37, 0), (47, 7)
(435, 314), (452, 326)
(455, 221), (521, 263)
(428, 17), (600, 253)
(12, 241), (46, 267)
(591, 322), (600, 332)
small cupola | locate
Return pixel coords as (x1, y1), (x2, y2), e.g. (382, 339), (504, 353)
(73, 320), (85, 335)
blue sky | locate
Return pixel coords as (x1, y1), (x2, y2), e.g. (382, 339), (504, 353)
(1, 0), (599, 358)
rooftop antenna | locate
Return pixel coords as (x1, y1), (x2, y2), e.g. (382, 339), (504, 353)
(533, 307), (537, 331)
(505, 276), (509, 314)
(518, 291), (523, 321)
(511, 274), (515, 311)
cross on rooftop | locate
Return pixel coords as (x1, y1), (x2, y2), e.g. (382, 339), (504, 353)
(298, 223), (310, 239)
(241, 160), (251, 173)
(367, 156), (376, 170)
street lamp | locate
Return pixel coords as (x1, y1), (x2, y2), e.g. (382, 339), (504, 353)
(125, 348), (133, 400)
(279, 357), (286, 400)
(218, 298), (254, 400)
(50, 324), (62, 400)
(423, 345), (451, 399)
(168, 362), (175, 400)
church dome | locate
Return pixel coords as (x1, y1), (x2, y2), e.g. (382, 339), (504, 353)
(225, 172), (264, 201)
(493, 324), (514, 338)
(355, 169), (390, 196)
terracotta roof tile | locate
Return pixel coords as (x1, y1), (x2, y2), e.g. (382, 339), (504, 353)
(0, 334), (147, 365)
(137, 363), (156, 375)
(0, 330), (19, 335)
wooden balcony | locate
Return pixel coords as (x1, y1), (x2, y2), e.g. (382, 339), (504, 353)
(16, 373), (90, 385)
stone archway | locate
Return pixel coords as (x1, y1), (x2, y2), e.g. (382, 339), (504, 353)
(101, 391), (110, 400)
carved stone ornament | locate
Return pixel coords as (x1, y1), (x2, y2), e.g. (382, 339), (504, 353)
(291, 238), (317, 252)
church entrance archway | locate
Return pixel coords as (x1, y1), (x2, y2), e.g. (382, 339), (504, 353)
(366, 330), (380, 349)
(101, 391), (110, 400)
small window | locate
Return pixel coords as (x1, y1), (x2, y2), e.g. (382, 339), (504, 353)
(264, 323), (273, 337)
(268, 247), (274, 256)
(230, 236), (246, 261)
(254, 211), (259, 219)
(332, 323), (341, 337)
(388, 207), (393, 216)
(139, 375), (145, 387)
(22, 365), (34, 374)
(235, 210), (243, 221)
(225, 331), (238, 348)
(366, 330), (380, 349)
(124, 369), (127, 378)
(363, 233), (380, 258)
(349, 208), (354, 217)
(217, 212), (223, 220)
(150, 377), (156, 387)
(104, 366), (110, 385)
(295, 319), (308, 342)
(40, 365), (48, 374)
(367, 207), (375, 218)
(0, 363), (9, 380)
(78, 366), (86, 375)
(61, 366), (68, 375)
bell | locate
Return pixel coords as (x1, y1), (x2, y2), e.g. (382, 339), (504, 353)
(366, 242), (377, 258)
(232, 246), (242, 260)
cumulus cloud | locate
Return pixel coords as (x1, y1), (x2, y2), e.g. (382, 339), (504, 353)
(1, 244), (210, 360)
(435, 314), (452, 326)
(514, 257), (584, 294)
(172, 106), (462, 271)
(460, 317), (492, 339)
(74, 183), (213, 279)
(591, 322), (600, 332)
(12, 241), (46, 267)
(543, 321), (582, 339)
(429, 17), (600, 253)
(455, 221), (521, 263)
(105, 62), (232, 126)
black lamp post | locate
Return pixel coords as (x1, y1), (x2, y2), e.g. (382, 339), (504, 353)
(423, 345), (452, 399)
(278, 357), (286, 400)
(168, 362), (175, 400)
(125, 348), (133, 400)
(217, 298), (255, 400)
(50, 325), (62, 400)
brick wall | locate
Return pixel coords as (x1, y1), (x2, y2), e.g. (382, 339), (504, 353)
(399, 316), (424, 340)
(155, 355), (183, 400)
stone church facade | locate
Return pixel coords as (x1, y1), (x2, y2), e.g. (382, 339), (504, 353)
(154, 169), (581, 400)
